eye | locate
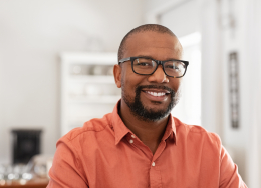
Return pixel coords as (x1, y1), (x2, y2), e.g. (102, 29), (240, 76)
(165, 65), (180, 71)
(134, 58), (155, 67)
(137, 62), (151, 66)
(174, 66), (180, 71)
(165, 64), (175, 69)
(165, 61), (184, 72)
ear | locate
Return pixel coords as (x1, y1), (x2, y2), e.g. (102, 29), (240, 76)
(113, 64), (121, 88)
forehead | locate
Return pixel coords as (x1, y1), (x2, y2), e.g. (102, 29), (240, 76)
(123, 31), (183, 60)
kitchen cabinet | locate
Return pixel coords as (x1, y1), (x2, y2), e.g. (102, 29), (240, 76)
(60, 52), (120, 136)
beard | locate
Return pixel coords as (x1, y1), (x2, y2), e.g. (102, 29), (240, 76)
(121, 84), (180, 122)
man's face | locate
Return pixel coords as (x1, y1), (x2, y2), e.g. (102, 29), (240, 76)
(115, 31), (183, 122)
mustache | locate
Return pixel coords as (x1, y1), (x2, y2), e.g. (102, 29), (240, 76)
(136, 85), (175, 94)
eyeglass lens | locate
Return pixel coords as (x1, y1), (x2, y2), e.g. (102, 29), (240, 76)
(132, 58), (186, 77)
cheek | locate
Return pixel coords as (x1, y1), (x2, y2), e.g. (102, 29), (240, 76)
(121, 75), (136, 95)
(122, 78), (147, 100)
(121, 68), (144, 89)
(169, 79), (182, 92)
(122, 80), (136, 94)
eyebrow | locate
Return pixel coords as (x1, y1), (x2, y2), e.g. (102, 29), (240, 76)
(136, 55), (181, 61)
(136, 55), (155, 59)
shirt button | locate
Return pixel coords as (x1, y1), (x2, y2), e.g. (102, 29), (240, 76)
(131, 135), (136, 138)
(129, 139), (133, 144)
(152, 162), (156, 167)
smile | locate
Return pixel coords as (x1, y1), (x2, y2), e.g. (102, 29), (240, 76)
(145, 91), (167, 97)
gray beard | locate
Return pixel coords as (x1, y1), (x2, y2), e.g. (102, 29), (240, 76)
(122, 85), (180, 122)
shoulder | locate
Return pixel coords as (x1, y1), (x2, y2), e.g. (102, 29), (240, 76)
(59, 113), (112, 144)
(173, 117), (221, 149)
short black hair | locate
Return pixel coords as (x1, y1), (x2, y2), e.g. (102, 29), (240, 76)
(117, 24), (176, 61)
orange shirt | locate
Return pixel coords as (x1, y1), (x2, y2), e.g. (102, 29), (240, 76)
(47, 102), (247, 188)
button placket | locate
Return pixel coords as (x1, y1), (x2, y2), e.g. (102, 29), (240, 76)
(149, 160), (162, 188)
(131, 134), (136, 138)
(128, 134), (137, 144)
(126, 134), (154, 159)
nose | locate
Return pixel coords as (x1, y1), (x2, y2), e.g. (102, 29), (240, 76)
(147, 65), (169, 83)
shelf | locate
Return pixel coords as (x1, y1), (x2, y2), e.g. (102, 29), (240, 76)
(69, 75), (115, 84)
(69, 95), (120, 104)
(60, 52), (118, 136)
(61, 52), (117, 65)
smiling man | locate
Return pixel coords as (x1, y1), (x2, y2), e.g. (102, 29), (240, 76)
(47, 24), (247, 188)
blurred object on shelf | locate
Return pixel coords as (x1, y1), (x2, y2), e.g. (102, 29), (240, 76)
(46, 158), (52, 179)
(91, 65), (103, 75)
(70, 64), (92, 75)
(72, 65), (82, 74)
(0, 155), (52, 187)
(84, 84), (102, 96)
(0, 177), (48, 187)
(0, 162), (35, 187)
(70, 64), (114, 76)
(11, 129), (42, 165)
(106, 66), (114, 76)
(71, 64), (82, 75)
(25, 155), (53, 178)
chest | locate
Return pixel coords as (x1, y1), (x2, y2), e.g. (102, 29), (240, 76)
(79, 138), (221, 188)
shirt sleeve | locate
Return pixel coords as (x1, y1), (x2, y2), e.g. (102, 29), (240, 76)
(215, 134), (248, 188)
(46, 138), (89, 188)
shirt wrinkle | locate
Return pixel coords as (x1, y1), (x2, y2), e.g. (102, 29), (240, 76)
(65, 117), (111, 141)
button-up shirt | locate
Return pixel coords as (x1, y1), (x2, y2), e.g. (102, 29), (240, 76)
(47, 102), (247, 188)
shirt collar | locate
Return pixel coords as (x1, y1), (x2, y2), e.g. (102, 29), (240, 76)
(111, 100), (131, 145)
(110, 100), (177, 145)
(162, 114), (177, 144)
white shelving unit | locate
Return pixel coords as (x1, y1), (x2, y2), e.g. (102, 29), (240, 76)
(60, 52), (120, 136)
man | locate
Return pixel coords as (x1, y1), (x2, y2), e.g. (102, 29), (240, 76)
(47, 24), (247, 187)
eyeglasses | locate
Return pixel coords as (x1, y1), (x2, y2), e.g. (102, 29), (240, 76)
(118, 57), (189, 78)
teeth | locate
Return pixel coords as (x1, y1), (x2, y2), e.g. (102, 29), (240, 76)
(147, 91), (166, 97)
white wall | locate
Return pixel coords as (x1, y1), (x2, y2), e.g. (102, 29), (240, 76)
(219, 0), (247, 180)
(242, 0), (261, 186)
(219, 0), (261, 185)
(159, 0), (200, 38)
(0, 0), (144, 164)
(145, 0), (189, 23)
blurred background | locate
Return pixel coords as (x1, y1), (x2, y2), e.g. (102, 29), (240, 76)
(0, 0), (260, 187)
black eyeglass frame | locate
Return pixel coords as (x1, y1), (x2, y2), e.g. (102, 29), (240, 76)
(118, 56), (189, 78)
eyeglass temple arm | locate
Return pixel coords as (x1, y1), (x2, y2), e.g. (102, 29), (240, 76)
(118, 57), (131, 64)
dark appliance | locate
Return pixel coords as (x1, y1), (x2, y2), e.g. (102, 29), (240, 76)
(11, 129), (42, 164)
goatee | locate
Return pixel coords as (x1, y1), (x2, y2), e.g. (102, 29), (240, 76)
(122, 85), (180, 122)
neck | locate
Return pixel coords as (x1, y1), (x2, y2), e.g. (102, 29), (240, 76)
(119, 100), (169, 154)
